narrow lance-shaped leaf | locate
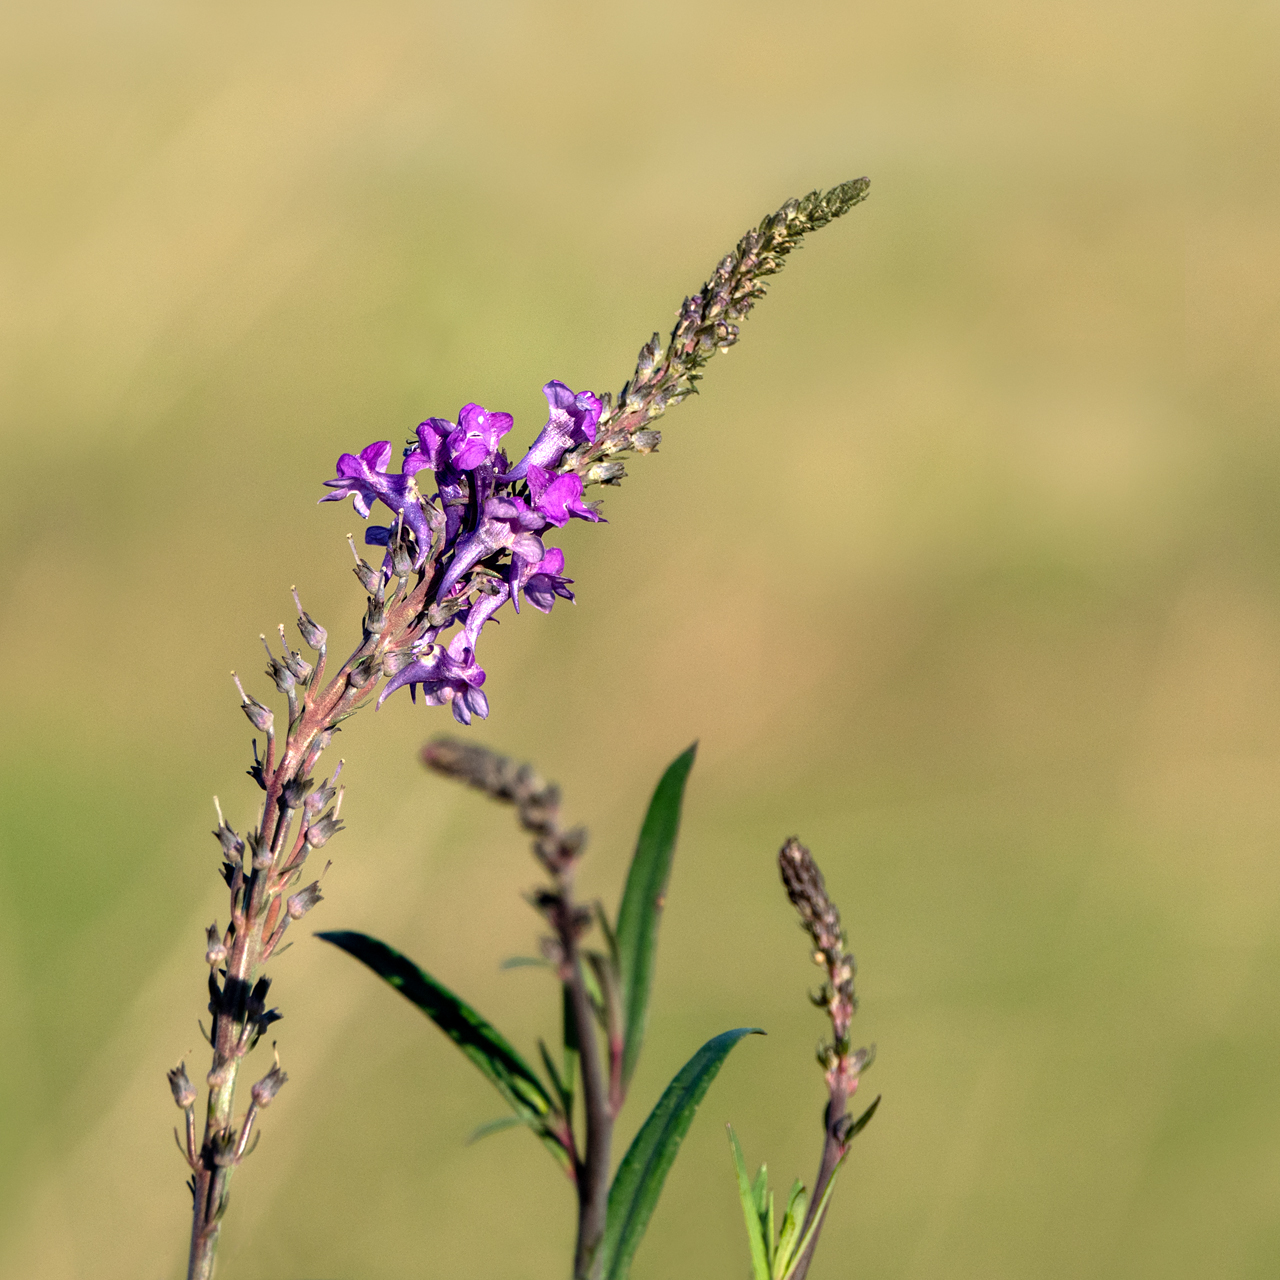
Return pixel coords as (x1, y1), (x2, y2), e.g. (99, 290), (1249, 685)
(773, 1179), (808, 1280)
(467, 1115), (526, 1144)
(318, 930), (568, 1170)
(779, 1158), (848, 1280)
(728, 1125), (771, 1280)
(602, 1026), (763, 1280)
(614, 743), (697, 1091)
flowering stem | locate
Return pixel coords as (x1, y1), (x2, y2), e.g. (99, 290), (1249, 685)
(777, 836), (875, 1280)
(186, 568), (439, 1279)
(418, 739), (614, 1280)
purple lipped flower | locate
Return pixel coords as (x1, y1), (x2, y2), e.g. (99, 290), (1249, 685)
(405, 406), (513, 475)
(438, 495), (546, 600)
(502, 381), (602, 482)
(405, 410), (509, 547)
(523, 548), (575, 614)
(405, 418), (452, 475)
(376, 633), (489, 725)
(320, 441), (432, 565)
(526, 465), (603, 528)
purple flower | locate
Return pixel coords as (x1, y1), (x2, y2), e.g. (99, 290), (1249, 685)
(320, 441), (432, 565)
(377, 633), (489, 725)
(449, 403), (513, 471)
(438, 495), (546, 599)
(405, 418), (452, 475)
(523, 548), (575, 614)
(526, 465), (603, 527)
(406, 405), (513, 475)
(502, 382), (602, 481)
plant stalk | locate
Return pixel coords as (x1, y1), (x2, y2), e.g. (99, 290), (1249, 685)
(565, 922), (612, 1280)
(187, 569), (437, 1280)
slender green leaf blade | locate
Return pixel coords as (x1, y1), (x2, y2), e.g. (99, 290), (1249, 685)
(773, 1179), (807, 1280)
(728, 1125), (771, 1280)
(615, 744), (697, 1088)
(603, 1026), (762, 1280)
(318, 930), (564, 1165)
(780, 1161), (846, 1280)
(846, 1094), (881, 1142)
(752, 1163), (769, 1217)
(467, 1115), (526, 1144)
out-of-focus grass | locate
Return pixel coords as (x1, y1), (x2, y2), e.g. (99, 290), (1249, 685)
(1, 1), (1276, 1277)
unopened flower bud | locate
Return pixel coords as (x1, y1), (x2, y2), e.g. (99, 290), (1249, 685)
(205, 922), (228, 968)
(167, 1062), (197, 1109)
(287, 881), (323, 919)
(291, 588), (327, 650)
(251, 1061), (288, 1108)
(632, 430), (661, 454)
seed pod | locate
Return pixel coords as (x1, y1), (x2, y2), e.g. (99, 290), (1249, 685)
(281, 776), (314, 809)
(205, 922), (228, 968)
(277, 626), (314, 680)
(167, 1062), (197, 1109)
(232, 674), (274, 733)
(251, 1060), (288, 1108)
(305, 810), (343, 849)
(291, 588), (327, 650)
(287, 881), (323, 920)
(586, 460), (625, 485)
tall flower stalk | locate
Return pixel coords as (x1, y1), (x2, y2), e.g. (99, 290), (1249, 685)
(168, 178), (869, 1280)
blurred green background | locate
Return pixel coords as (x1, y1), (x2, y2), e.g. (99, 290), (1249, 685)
(0, 0), (1273, 1276)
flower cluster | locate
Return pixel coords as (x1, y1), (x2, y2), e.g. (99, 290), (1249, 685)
(320, 380), (603, 725)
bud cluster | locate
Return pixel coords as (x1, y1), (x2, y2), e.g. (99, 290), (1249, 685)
(559, 179), (870, 482)
(778, 837), (871, 1093)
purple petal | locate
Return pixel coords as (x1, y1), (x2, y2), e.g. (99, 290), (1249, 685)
(502, 381), (603, 481)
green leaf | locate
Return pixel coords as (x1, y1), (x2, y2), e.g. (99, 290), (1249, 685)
(614, 744), (697, 1090)
(773, 1180), (807, 1280)
(539, 1039), (572, 1117)
(500, 955), (554, 970)
(778, 1162), (845, 1280)
(318, 930), (568, 1170)
(727, 1125), (771, 1280)
(467, 1115), (526, 1144)
(602, 1026), (762, 1280)
(846, 1095), (881, 1142)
